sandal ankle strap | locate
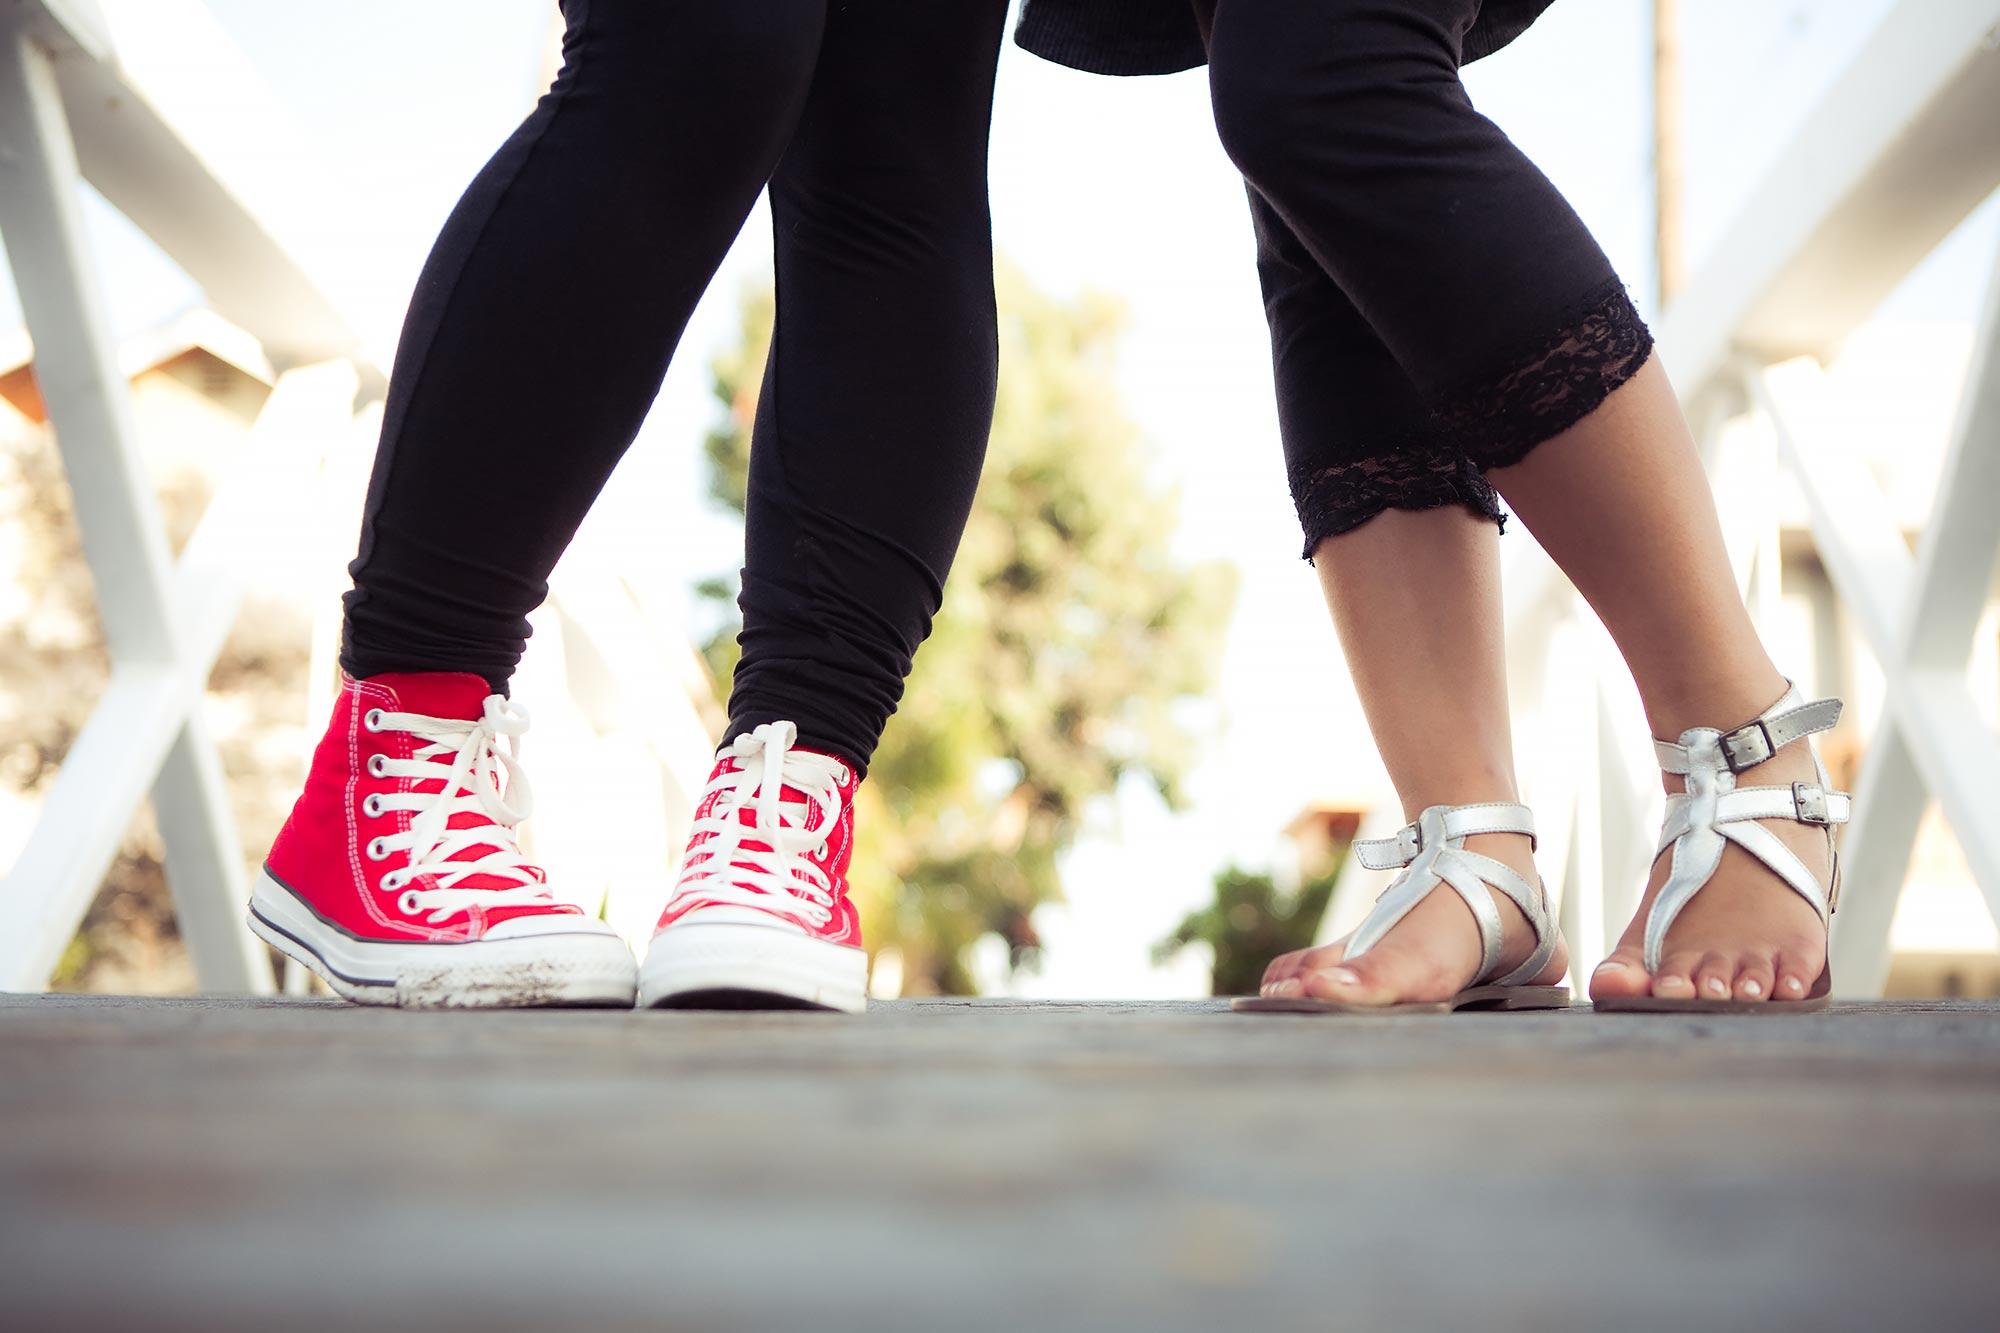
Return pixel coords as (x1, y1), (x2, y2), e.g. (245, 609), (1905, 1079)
(1347, 802), (1556, 989)
(1354, 801), (1538, 870)
(1653, 686), (1843, 776)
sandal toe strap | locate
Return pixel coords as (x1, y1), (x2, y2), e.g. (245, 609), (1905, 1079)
(1347, 803), (1556, 987)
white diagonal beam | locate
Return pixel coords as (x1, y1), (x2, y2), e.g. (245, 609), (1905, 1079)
(1893, 669), (2000, 901)
(1828, 727), (1927, 996)
(0, 25), (269, 991)
(0, 666), (184, 986)
(1662, 0), (2000, 388)
(151, 712), (271, 987)
(0, 25), (175, 664)
(1904, 228), (2000, 672)
(1746, 367), (1911, 654)
(1758, 231), (2000, 994)
(15, 0), (370, 374)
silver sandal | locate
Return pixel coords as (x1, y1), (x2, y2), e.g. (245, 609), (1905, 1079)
(1234, 801), (1569, 1015)
(1596, 684), (1847, 1014)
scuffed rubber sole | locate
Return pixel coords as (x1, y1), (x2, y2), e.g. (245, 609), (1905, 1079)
(1232, 984), (1571, 1016)
(248, 871), (638, 1010)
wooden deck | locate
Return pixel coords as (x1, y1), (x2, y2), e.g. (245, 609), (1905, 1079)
(4, 994), (1997, 1331)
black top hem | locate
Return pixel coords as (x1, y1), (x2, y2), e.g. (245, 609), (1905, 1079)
(1014, 0), (1559, 77)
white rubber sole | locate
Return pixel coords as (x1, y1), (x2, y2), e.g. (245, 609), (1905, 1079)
(638, 920), (868, 1013)
(248, 869), (638, 1009)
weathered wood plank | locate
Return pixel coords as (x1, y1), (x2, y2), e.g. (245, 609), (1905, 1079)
(2, 996), (1996, 1332)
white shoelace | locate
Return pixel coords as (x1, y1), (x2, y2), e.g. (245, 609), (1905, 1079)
(667, 721), (848, 929)
(362, 694), (556, 923)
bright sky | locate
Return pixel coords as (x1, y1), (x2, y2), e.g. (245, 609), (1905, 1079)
(4, 0), (1993, 995)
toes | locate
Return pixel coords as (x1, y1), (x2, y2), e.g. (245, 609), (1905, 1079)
(1298, 947), (1433, 1007)
(1733, 953), (1776, 1002)
(1650, 951), (1702, 999)
(1590, 946), (1652, 1000)
(1261, 943), (1349, 997)
(1299, 964), (1367, 1002)
(1260, 950), (1307, 994)
(1772, 949), (1824, 1003)
(1692, 952), (1735, 1001)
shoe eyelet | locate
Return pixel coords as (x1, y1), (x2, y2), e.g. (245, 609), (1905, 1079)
(366, 837), (390, 861)
(398, 890), (422, 915)
(362, 794), (384, 818)
(363, 708), (385, 733)
(366, 754), (388, 778)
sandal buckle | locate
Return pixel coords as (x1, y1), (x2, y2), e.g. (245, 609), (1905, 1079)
(1792, 781), (1831, 825)
(1721, 720), (1775, 771)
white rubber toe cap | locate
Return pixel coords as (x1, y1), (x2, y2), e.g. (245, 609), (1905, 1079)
(482, 911), (622, 941)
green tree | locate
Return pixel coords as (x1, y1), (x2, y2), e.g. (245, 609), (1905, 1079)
(1154, 864), (1341, 998)
(700, 264), (1236, 993)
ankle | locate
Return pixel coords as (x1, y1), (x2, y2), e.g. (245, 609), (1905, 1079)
(1395, 784), (1520, 825)
(1636, 665), (1789, 740)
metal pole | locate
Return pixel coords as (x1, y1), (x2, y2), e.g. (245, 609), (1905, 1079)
(1654, 0), (1685, 306)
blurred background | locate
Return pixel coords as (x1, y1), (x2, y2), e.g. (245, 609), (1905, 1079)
(3, 0), (1996, 1000)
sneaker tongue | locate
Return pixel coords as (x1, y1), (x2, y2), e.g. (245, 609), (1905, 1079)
(437, 812), (543, 887)
(365, 672), (536, 890)
(363, 671), (492, 722)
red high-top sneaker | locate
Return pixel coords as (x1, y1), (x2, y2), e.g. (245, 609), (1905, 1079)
(639, 721), (866, 1012)
(250, 672), (637, 1008)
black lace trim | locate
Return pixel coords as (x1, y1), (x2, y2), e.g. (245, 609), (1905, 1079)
(1438, 279), (1655, 471)
(1283, 281), (1651, 557)
(1290, 446), (1505, 562)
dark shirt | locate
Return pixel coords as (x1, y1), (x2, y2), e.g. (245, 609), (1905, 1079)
(1014, 0), (1558, 77)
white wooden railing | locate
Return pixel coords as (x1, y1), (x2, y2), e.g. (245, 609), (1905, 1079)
(0, 0), (366, 990)
(0, 0), (716, 991)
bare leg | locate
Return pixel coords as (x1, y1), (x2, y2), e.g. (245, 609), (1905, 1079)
(1489, 355), (1830, 1003)
(1260, 505), (1568, 1005)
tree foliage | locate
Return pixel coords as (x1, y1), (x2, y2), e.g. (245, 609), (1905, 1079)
(1154, 864), (1340, 998)
(700, 264), (1236, 993)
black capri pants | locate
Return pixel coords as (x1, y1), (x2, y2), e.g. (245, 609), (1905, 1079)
(340, 0), (1009, 772)
(1200, 0), (1655, 556)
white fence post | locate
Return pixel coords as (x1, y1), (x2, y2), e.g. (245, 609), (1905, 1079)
(0, 21), (269, 991)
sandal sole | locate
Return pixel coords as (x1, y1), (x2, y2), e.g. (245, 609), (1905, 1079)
(1231, 984), (1571, 1015)
(1591, 995), (1829, 1014)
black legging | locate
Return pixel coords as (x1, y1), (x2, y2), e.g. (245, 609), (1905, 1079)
(340, 0), (1009, 772)
(1199, 0), (1655, 555)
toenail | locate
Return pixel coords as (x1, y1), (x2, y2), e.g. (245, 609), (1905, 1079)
(1594, 960), (1625, 972)
(1742, 979), (1763, 997)
(1325, 967), (1359, 986)
(1704, 977), (1728, 995)
(1783, 977), (1803, 993)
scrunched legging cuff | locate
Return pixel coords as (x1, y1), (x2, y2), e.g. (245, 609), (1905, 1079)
(1290, 446), (1505, 562)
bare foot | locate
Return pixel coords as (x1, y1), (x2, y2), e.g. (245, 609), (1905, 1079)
(1591, 736), (1831, 1005)
(1257, 832), (1568, 1006)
